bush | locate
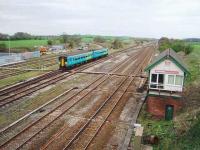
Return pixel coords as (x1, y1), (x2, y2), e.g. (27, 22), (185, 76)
(158, 38), (193, 55)
(184, 44), (193, 55)
(112, 39), (123, 49)
(68, 41), (75, 49)
(171, 41), (185, 52)
(47, 40), (53, 46)
(158, 37), (171, 52)
(0, 43), (7, 52)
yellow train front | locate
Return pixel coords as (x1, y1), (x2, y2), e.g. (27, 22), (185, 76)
(59, 56), (67, 70)
(59, 48), (108, 71)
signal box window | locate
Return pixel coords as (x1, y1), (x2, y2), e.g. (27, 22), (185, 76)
(175, 75), (183, 85)
(151, 74), (157, 82)
(168, 75), (174, 85)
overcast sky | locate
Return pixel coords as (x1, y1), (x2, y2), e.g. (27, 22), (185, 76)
(0, 0), (200, 38)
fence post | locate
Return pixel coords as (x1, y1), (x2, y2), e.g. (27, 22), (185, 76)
(133, 126), (144, 150)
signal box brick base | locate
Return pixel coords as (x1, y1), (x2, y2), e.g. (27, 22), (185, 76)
(146, 96), (183, 118)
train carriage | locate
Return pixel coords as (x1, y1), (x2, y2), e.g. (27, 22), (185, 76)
(67, 52), (93, 67)
(93, 48), (108, 59)
(59, 48), (108, 70)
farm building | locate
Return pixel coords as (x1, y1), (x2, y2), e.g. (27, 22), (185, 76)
(145, 48), (189, 119)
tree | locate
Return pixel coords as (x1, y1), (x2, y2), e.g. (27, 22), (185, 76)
(112, 39), (123, 49)
(93, 36), (106, 43)
(184, 44), (193, 55)
(158, 37), (193, 55)
(70, 35), (81, 46)
(12, 32), (32, 40)
(68, 41), (75, 49)
(0, 33), (9, 40)
(47, 40), (53, 46)
(158, 37), (171, 51)
(61, 34), (69, 43)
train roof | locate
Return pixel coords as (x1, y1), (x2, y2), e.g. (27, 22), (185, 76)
(59, 48), (107, 57)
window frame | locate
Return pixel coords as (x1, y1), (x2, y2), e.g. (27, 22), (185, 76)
(166, 74), (184, 86)
(150, 73), (164, 89)
(175, 75), (184, 86)
(167, 74), (175, 85)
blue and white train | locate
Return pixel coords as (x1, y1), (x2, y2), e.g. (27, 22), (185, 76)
(59, 48), (108, 70)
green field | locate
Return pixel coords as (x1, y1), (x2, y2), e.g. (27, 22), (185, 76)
(185, 42), (200, 83)
(0, 35), (133, 50)
(0, 40), (48, 49)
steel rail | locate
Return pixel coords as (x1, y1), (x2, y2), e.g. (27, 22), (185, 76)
(0, 46), (141, 149)
(83, 48), (153, 150)
(0, 70), (61, 97)
(0, 46), (139, 136)
(0, 75), (106, 149)
(41, 47), (152, 150)
(0, 46), (140, 108)
(0, 55), (58, 79)
(62, 48), (152, 150)
(0, 88), (75, 133)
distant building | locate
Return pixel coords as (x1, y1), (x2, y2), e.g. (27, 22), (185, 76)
(145, 48), (189, 119)
(49, 45), (65, 51)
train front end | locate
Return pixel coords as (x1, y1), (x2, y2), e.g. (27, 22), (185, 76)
(59, 56), (67, 71)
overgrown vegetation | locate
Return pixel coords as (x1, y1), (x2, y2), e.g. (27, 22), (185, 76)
(138, 104), (200, 150)
(111, 39), (123, 49)
(137, 105), (176, 150)
(184, 43), (200, 83)
(59, 34), (81, 49)
(93, 36), (106, 43)
(159, 37), (193, 55)
(175, 114), (200, 149)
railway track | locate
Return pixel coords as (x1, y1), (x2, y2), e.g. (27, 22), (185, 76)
(0, 45), (154, 150)
(0, 55), (58, 79)
(0, 45), (141, 108)
(0, 47), (141, 135)
(0, 44), (144, 81)
(44, 47), (153, 150)
(0, 45), (145, 150)
(64, 47), (153, 150)
(0, 54), (57, 68)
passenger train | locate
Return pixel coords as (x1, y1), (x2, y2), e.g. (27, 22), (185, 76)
(59, 48), (108, 70)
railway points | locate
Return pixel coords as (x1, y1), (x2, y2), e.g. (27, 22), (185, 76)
(0, 44), (155, 150)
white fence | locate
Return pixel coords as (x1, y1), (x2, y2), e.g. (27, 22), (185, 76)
(0, 51), (40, 66)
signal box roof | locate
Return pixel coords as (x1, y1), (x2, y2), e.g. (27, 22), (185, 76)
(145, 48), (189, 74)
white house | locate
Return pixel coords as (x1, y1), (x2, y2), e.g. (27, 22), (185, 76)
(145, 48), (189, 96)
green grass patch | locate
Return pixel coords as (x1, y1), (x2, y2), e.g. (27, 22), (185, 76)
(175, 114), (200, 149)
(138, 109), (200, 150)
(185, 43), (200, 83)
(137, 104), (176, 150)
(81, 36), (94, 43)
(0, 40), (48, 50)
(0, 40), (48, 48)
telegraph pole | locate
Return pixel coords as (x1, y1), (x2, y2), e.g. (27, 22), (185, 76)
(7, 36), (11, 56)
